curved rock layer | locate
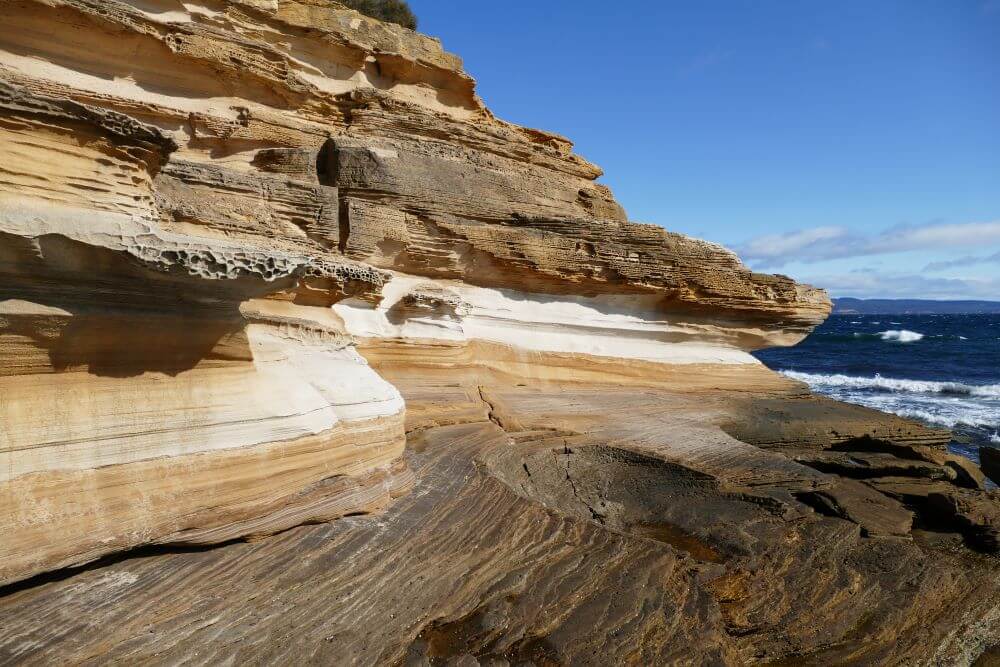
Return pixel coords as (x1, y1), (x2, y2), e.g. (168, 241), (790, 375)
(0, 1), (998, 665)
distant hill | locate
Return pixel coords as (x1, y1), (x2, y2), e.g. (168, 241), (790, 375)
(833, 298), (1000, 315)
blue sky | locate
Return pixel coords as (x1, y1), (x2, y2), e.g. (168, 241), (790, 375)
(409, 0), (1000, 299)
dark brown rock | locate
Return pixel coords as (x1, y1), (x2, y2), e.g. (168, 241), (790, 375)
(982, 446), (1000, 487)
(798, 479), (914, 537)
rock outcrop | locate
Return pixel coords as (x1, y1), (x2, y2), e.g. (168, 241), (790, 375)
(1, 2), (998, 665)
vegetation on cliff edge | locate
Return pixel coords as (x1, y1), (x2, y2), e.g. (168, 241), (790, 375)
(337, 0), (417, 30)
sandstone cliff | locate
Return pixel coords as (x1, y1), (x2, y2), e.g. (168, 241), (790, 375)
(1, 2), (998, 665)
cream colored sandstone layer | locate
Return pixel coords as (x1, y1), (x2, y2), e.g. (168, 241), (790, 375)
(3, 2), (1000, 664)
(334, 273), (765, 364)
(0, 0), (850, 591)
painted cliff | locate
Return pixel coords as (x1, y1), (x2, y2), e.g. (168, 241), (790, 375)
(1, 2), (998, 664)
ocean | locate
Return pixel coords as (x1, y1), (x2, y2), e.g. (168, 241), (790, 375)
(755, 313), (1000, 464)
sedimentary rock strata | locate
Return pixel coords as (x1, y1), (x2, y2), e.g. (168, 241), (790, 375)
(1, 1), (998, 664)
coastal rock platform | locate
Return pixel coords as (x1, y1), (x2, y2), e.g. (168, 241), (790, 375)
(1, 1), (998, 664)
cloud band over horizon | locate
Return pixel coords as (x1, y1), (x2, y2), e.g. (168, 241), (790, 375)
(731, 219), (1000, 300)
(736, 220), (1000, 268)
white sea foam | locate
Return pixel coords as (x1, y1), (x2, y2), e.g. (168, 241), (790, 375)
(879, 329), (924, 342)
(780, 370), (1000, 430)
(889, 406), (968, 429)
(779, 370), (1000, 397)
(877, 393), (995, 429)
(992, 432), (1000, 444)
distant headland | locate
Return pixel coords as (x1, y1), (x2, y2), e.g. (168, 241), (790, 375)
(834, 298), (1000, 315)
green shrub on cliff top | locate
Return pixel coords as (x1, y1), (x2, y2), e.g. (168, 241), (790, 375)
(338, 0), (417, 30)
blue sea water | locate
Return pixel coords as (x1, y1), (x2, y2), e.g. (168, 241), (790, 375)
(754, 314), (1000, 463)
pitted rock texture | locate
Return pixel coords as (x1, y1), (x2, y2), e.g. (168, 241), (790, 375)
(0, 1), (998, 665)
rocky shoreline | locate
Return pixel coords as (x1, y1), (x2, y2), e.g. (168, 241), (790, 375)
(0, 1), (998, 664)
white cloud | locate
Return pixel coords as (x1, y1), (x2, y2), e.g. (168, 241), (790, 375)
(738, 226), (849, 262)
(737, 220), (1000, 268)
(924, 250), (1000, 272)
(800, 270), (1000, 300)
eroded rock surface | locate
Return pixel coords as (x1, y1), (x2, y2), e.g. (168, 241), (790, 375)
(1, 1), (998, 665)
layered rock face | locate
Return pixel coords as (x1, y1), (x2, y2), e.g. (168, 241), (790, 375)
(1, 2), (998, 665)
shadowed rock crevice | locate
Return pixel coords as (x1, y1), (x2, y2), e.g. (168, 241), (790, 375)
(0, 539), (248, 602)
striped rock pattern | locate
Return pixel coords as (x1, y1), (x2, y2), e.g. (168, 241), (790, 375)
(0, 1), (998, 664)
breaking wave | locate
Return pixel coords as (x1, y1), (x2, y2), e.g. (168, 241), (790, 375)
(758, 314), (1000, 447)
(878, 329), (924, 342)
(780, 370), (1000, 398)
(810, 330), (936, 343)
